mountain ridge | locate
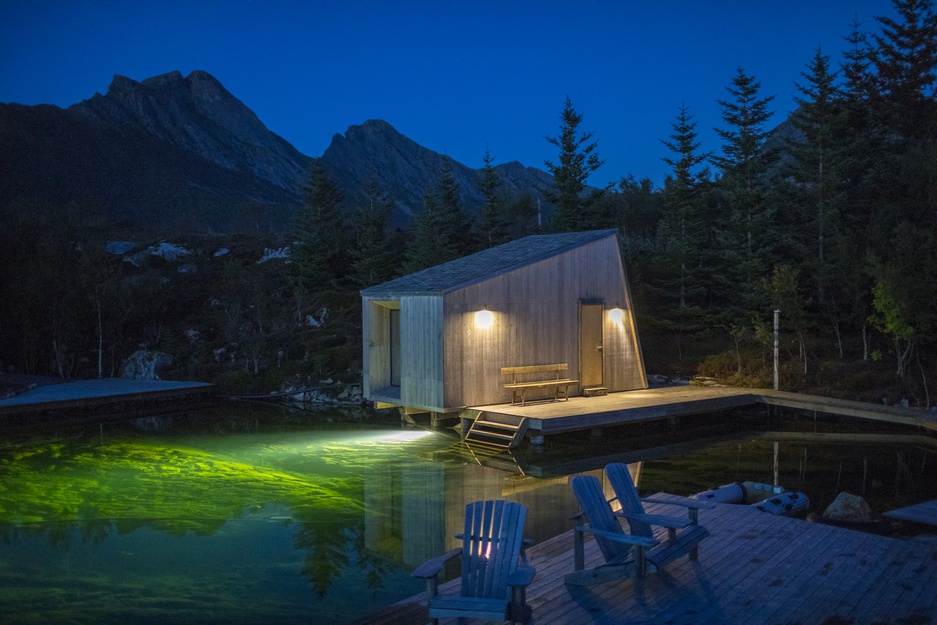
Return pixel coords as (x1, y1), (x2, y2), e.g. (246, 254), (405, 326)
(0, 70), (553, 233)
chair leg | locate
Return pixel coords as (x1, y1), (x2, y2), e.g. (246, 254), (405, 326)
(511, 586), (532, 624)
(573, 527), (585, 571)
(635, 545), (647, 576)
(690, 544), (699, 560)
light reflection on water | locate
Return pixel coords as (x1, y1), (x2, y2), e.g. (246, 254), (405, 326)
(0, 403), (934, 624)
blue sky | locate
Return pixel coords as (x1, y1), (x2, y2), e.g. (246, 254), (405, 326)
(0, 1), (896, 186)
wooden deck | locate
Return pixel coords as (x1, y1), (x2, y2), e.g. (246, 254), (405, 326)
(472, 385), (937, 438)
(351, 498), (937, 625)
(884, 500), (937, 527)
(0, 378), (213, 417)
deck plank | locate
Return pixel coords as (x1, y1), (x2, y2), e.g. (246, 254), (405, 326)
(349, 502), (937, 625)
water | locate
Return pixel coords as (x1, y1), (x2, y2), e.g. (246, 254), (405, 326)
(0, 403), (934, 624)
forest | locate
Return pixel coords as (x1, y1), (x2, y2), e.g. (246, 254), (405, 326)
(1, 0), (935, 406)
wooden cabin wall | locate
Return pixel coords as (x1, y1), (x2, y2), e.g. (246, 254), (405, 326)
(361, 298), (391, 397)
(443, 236), (646, 408)
(400, 295), (445, 410)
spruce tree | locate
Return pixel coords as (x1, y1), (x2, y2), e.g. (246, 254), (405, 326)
(544, 97), (606, 231)
(478, 148), (510, 248)
(435, 158), (475, 255)
(790, 47), (842, 305)
(402, 192), (454, 274)
(711, 68), (778, 320)
(290, 159), (347, 321)
(351, 177), (399, 288)
(658, 103), (712, 311)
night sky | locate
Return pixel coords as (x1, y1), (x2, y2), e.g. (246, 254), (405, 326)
(1, 0), (897, 186)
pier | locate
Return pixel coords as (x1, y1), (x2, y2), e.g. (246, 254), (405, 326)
(351, 497), (937, 625)
(0, 377), (213, 422)
(466, 385), (937, 447)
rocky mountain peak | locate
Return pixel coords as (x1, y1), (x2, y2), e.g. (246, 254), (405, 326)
(71, 70), (309, 195)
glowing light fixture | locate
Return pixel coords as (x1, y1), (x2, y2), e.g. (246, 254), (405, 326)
(609, 307), (624, 324)
(475, 308), (494, 329)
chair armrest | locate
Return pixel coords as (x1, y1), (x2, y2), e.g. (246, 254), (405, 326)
(575, 524), (658, 548)
(615, 511), (691, 530)
(507, 565), (536, 587)
(641, 496), (716, 510)
(411, 548), (462, 579)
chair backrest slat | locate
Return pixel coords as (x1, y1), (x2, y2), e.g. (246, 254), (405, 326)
(605, 463), (654, 539)
(570, 475), (632, 563)
(459, 500), (527, 599)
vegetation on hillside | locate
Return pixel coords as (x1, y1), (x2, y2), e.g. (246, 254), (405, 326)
(0, 0), (934, 405)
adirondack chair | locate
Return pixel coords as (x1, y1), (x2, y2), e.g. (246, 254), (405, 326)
(566, 470), (712, 586)
(604, 461), (715, 534)
(411, 500), (536, 625)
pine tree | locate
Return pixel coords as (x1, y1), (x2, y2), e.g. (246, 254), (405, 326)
(351, 177), (399, 288)
(658, 103), (712, 311)
(402, 192), (454, 274)
(544, 97), (605, 231)
(478, 148), (510, 248)
(863, 0), (937, 377)
(711, 68), (778, 319)
(435, 158), (475, 255)
(872, 0), (937, 122)
(790, 47), (842, 304)
(290, 159), (347, 321)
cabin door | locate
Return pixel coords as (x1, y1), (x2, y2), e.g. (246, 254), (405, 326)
(579, 302), (604, 391)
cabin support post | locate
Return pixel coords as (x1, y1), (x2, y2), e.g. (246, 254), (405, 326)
(398, 407), (417, 426)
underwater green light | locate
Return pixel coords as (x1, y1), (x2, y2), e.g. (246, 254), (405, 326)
(377, 430), (435, 442)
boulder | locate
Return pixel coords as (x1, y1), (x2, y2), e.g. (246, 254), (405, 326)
(822, 492), (872, 523)
(121, 350), (173, 380)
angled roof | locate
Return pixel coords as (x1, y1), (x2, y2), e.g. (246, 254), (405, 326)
(361, 229), (619, 296)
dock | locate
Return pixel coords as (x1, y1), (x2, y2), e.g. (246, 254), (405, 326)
(884, 500), (937, 527)
(351, 498), (937, 625)
(0, 377), (214, 421)
(468, 386), (937, 445)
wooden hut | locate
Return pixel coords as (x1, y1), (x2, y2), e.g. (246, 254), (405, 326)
(360, 229), (646, 418)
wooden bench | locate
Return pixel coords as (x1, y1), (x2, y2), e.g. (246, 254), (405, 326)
(501, 364), (579, 406)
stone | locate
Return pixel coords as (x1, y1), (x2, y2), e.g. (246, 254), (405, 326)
(121, 350), (173, 380)
(822, 492), (872, 523)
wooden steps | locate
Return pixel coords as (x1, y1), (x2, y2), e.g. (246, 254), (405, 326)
(464, 412), (528, 449)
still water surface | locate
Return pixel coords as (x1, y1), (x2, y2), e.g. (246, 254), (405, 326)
(0, 403), (933, 624)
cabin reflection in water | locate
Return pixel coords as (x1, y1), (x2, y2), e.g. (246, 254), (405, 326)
(364, 460), (642, 566)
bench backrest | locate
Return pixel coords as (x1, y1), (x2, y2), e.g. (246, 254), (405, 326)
(500, 363), (568, 376)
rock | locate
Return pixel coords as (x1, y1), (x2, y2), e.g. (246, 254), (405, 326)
(121, 350), (173, 380)
(822, 492), (872, 523)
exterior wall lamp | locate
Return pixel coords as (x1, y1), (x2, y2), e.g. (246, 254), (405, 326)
(475, 308), (494, 329)
(609, 307), (624, 325)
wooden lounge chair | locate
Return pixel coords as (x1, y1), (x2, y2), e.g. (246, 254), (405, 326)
(604, 461), (715, 529)
(566, 469), (712, 586)
(412, 500), (536, 624)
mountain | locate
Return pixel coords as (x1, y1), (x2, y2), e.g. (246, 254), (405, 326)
(0, 71), (309, 233)
(322, 119), (553, 227)
(0, 70), (554, 233)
